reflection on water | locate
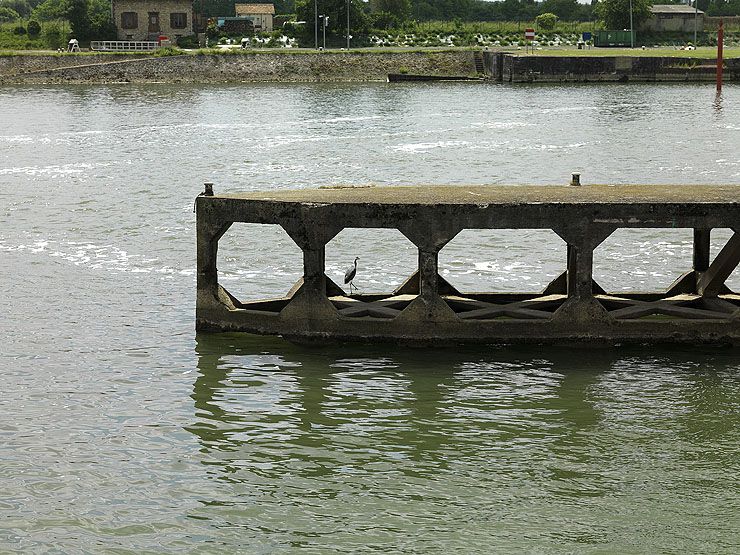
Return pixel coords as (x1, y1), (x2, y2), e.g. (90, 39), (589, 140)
(186, 334), (740, 552)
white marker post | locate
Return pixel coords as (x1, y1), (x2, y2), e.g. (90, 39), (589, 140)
(525, 28), (535, 54)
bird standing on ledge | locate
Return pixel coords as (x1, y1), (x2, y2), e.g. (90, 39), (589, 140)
(344, 257), (360, 295)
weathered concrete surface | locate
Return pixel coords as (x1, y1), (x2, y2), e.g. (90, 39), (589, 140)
(0, 51), (477, 84)
(496, 54), (740, 82)
(196, 184), (740, 346)
(222, 184), (739, 205)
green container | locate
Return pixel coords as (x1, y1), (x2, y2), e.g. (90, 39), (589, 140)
(594, 30), (635, 47)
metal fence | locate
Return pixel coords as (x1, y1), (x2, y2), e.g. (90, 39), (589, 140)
(90, 41), (160, 52)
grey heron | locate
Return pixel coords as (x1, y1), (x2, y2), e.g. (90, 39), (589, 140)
(344, 257), (360, 295)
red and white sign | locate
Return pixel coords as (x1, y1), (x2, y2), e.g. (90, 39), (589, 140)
(525, 28), (535, 41)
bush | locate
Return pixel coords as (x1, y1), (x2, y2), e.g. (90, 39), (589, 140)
(152, 46), (184, 57)
(370, 11), (398, 30)
(26, 18), (40, 36)
(205, 20), (219, 40)
(176, 34), (199, 48)
(535, 13), (558, 31)
(12, 23), (25, 34)
(0, 6), (19, 21)
(42, 19), (65, 49)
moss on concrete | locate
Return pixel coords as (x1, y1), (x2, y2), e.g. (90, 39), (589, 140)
(222, 184), (740, 205)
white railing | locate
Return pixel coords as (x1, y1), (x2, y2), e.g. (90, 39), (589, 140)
(90, 41), (160, 52)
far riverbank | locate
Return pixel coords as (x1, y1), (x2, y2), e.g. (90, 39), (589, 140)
(0, 49), (738, 84)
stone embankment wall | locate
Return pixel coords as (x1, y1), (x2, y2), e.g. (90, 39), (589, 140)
(485, 52), (740, 82)
(0, 51), (477, 84)
(0, 53), (149, 77)
(4, 50), (736, 84)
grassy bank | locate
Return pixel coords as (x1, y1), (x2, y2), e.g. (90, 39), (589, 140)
(2, 45), (739, 59)
(0, 20), (69, 50)
(524, 46), (740, 58)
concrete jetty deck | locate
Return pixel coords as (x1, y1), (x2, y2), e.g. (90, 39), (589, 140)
(196, 184), (739, 345)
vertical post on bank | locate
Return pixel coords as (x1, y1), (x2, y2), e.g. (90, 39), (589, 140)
(694, 0), (698, 46)
(717, 20), (724, 92)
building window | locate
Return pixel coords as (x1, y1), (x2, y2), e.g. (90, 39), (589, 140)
(170, 13), (187, 29)
(121, 12), (138, 29)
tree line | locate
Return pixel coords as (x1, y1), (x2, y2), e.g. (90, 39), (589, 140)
(219, 0), (740, 22)
(2, 0), (739, 46)
(0, 0), (114, 42)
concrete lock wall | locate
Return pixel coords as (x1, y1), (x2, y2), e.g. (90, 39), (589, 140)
(488, 53), (740, 82)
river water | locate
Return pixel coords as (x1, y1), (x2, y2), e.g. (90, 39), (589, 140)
(1, 82), (739, 552)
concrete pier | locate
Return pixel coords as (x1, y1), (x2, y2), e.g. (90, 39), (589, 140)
(196, 184), (740, 345)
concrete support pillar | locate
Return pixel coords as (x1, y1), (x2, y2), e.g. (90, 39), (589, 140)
(693, 228), (711, 272)
(282, 216), (341, 295)
(196, 217), (231, 298)
(418, 249), (439, 301)
(698, 230), (740, 297)
(558, 225), (613, 299)
(554, 224), (615, 324)
(397, 217), (460, 322)
(280, 217), (342, 323)
(303, 247), (326, 294)
(566, 243), (595, 299)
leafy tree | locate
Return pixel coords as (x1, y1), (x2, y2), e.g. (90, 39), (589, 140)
(539, 0), (582, 20)
(535, 12), (558, 29)
(88, 0), (115, 40)
(370, 10), (399, 29)
(32, 0), (68, 21)
(0, 0), (31, 17)
(27, 18), (40, 35)
(0, 6), (19, 20)
(66, 0), (91, 42)
(696, 0), (710, 10)
(371, 0), (411, 21)
(595, 0), (652, 29)
(42, 18), (65, 48)
(412, 0), (475, 20)
(295, 0), (369, 44)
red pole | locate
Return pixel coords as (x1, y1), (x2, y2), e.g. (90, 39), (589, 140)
(717, 20), (724, 92)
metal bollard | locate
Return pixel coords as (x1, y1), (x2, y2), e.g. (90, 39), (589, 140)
(194, 183), (215, 212)
(570, 173), (581, 187)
